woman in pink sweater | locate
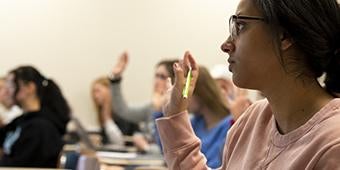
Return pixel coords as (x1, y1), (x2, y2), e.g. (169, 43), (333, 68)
(156, 0), (340, 169)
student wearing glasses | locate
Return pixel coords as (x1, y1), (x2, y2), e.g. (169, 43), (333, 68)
(156, 0), (340, 169)
(109, 52), (177, 153)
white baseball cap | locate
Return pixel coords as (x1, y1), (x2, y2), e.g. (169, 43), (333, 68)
(210, 64), (233, 80)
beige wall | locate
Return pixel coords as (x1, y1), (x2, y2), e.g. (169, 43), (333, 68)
(0, 0), (239, 129)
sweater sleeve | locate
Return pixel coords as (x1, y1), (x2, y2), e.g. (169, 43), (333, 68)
(156, 111), (213, 170)
(103, 119), (124, 145)
(111, 82), (153, 124)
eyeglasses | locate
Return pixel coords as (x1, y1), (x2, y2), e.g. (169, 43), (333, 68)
(229, 15), (265, 40)
(155, 73), (168, 80)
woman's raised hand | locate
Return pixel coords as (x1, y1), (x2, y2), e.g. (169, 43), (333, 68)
(111, 51), (129, 77)
(162, 51), (199, 116)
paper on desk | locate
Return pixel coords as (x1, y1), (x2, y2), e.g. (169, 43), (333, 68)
(96, 151), (137, 159)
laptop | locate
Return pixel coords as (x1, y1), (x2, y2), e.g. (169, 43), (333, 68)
(72, 116), (97, 150)
(71, 116), (129, 152)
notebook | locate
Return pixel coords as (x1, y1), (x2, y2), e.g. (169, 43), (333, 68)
(72, 116), (129, 152)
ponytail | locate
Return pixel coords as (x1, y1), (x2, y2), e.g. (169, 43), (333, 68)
(41, 79), (71, 134)
(324, 4), (340, 96)
(325, 47), (340, 95)
(10, 66), (71, 134)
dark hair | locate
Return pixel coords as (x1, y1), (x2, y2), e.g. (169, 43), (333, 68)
(253, 0), (340, 94)
(194, 66), (230, 117)
(10, 66), (71, 134)
(156, 59), (178, 83)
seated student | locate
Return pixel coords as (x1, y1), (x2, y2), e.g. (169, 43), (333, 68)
(0, 77), (22, 127)
(109, 52), (177, 153)
(91, 76), (139, 145)
(153, 66), (233, 168)
(0, 66), (71, 167)
(156, 0), (340, 168)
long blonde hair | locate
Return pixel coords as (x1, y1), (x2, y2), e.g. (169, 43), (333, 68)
(194, 66), (230, 117)
(91, 76), (111, 127)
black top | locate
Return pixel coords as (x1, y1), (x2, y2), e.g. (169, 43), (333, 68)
(100, 113), (140, 145)
(113, 113), (140, 136)
(0, 108), (64, 167)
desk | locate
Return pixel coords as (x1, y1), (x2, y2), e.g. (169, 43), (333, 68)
(0, 168), (67, 170)
(63, 144), (137, 153)
(97, 151), (164, 167)
(61, 145), (165, 169)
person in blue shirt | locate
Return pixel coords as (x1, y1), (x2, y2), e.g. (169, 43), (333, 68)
(153, 66), (233, 168)
(188, 66), (233, 168)
(190, 115), (233, 168)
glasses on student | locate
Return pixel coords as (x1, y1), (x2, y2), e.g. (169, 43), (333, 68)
(155, 73), (168, 80)
(229, 15), (265, 39)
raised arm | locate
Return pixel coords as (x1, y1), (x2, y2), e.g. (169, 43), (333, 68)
(109, 52), (153, 123)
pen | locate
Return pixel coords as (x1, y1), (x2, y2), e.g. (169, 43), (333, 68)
(182, 66), (192, 99)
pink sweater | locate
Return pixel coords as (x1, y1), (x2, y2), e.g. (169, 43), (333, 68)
(156, 99), (340, 169)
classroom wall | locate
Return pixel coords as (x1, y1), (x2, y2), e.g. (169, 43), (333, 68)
(0, 0), (241, 129)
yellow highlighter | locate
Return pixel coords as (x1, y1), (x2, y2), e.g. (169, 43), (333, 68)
(182, 66), (192, 99)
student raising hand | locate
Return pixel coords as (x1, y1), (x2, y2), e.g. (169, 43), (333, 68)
(111, 51), (129, 78)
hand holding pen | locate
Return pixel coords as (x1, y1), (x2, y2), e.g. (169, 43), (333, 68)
(162, 51), (199, 117)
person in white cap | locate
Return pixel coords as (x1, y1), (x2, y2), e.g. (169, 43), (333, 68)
(210, 64), (251, 121)
(0, 76), (22, 127)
